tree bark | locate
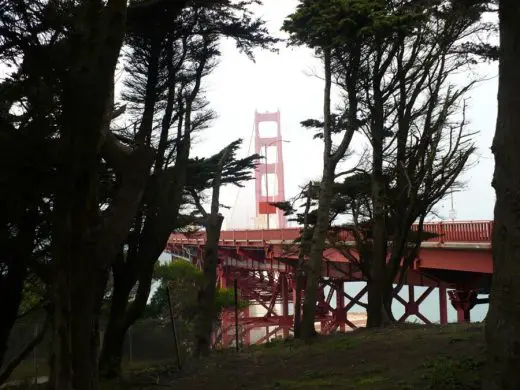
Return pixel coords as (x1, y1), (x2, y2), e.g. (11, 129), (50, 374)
(99, 152), (189, 378)
(193, 143), (233, 355)
(301, 47), (355, 340)
(366, 39), (392, 329)
(293, 269), (303, 339)
(484, 2), (520, 389)
(301, 167), (335, 340)
(98, 31), (208, 375)
(0, 261), (26, 369)
(49, 2), (144, 389)
(0, 212), (37, 368)
(366, 174), (389, 328)
(50, 257), (108, 390)
(194, 214), (224, 355)
(98, 260), (134, 379)
(294, 182), (313, 339)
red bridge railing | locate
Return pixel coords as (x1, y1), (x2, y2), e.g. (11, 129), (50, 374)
(169, 220), (493, 246)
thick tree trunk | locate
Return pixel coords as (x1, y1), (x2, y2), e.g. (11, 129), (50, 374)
(366, 282), (387, 328)
(49, 2), (131, 389)
(366, 46), (390, 328)
(50, 257), (107, 390)
(98, 323), (126, 380)
(0, 212), (37, 368)
(301, 167), (334, 340)
(484, 2), (520, 389)
(366, 157), (390, 328)
(99, 161), (188, 377)
(382, 281), (396, 323)
(98, 320), (126, 379)
(194, 215), (224, 356)
(98, 268), (134, 379)
(99, 258), (155, 378)
(0, 261), (26, 369)
(293, 270), (303, 338)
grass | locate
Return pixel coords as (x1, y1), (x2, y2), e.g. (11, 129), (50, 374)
(4, 323), (486, 389)
(128, 322), (486, 389)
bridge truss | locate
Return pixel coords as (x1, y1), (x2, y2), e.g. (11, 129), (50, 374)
(167, 220), (493, 348)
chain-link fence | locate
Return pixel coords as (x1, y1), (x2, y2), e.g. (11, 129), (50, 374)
(2, 317), (186, 386)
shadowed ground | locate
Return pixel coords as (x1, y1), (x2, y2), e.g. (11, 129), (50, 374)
(123, 323), (484, 390)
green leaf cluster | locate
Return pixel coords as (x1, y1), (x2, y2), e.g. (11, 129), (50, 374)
(282, 0), (419, 50)
(145, 260), (245, 321)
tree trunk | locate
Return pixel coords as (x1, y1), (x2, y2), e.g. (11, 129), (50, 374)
(98, 180), (187, 377)
(98, 268), (134, 379)
(301, 167), (335, 340)
(382, 280), (396, 323)
(98, 324), (126, 380)
(294, 182), (312, 339)
(99, 260), (155, 379)
(99, 156), (189, 378)
(484, 2), (520, 389)
(0, 212), (37, 368)
(293, 270), (303, 338)
(50, 256), (107, 390)
(366, 43), (390, 328)
(366, 281), (386, 328)
(194, 215), (224, 356)
(366, 156), (390, 328)
(0, 261), (26, 369)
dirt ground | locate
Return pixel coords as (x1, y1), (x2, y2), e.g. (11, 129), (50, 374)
(127, 323), (485, 390)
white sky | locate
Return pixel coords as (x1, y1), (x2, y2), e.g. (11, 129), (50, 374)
(193, 0), (499, 230)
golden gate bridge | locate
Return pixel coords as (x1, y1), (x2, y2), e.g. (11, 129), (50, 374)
(167, 110), (492, 347)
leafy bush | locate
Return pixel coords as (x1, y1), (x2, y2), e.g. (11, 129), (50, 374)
(146, 260), (245, 320)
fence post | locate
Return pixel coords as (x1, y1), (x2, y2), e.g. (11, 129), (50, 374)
(166, 284), (182, 370)
(33, 324), (38, 384)
(234, 279), (240, 352)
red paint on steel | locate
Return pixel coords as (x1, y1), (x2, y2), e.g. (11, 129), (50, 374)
(168, 220), (494, 348)
(169, 221), (493, 245)
(254, 110), (287, 228)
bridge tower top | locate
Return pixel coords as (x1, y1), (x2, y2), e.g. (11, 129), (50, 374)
(254, 110), (287, 229)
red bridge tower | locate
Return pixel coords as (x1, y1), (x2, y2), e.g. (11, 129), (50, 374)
(254, 110), (287, 229)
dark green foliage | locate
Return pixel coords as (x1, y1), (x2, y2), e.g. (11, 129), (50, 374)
(281, 0), (486, 328)
(97, 0), (274, 376)
(145, 260), (245, 321)
(282, 0), (420, 50)
(185, 139), (260, 195)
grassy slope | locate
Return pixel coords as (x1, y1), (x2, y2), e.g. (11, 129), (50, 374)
(130, 323), (485, 390)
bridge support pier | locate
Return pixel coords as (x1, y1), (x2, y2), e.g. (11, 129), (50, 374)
(281, 272), (290, 338)
(448, 289), (478, 323)
(439, 284), (448, 325)
(335, 280), (346, 333)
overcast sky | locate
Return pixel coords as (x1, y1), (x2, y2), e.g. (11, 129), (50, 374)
(192, 0), (499, 230)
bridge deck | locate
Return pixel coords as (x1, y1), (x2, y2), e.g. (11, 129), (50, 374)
(168, 221), (493, 276)
(169, 220), (493, 246)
